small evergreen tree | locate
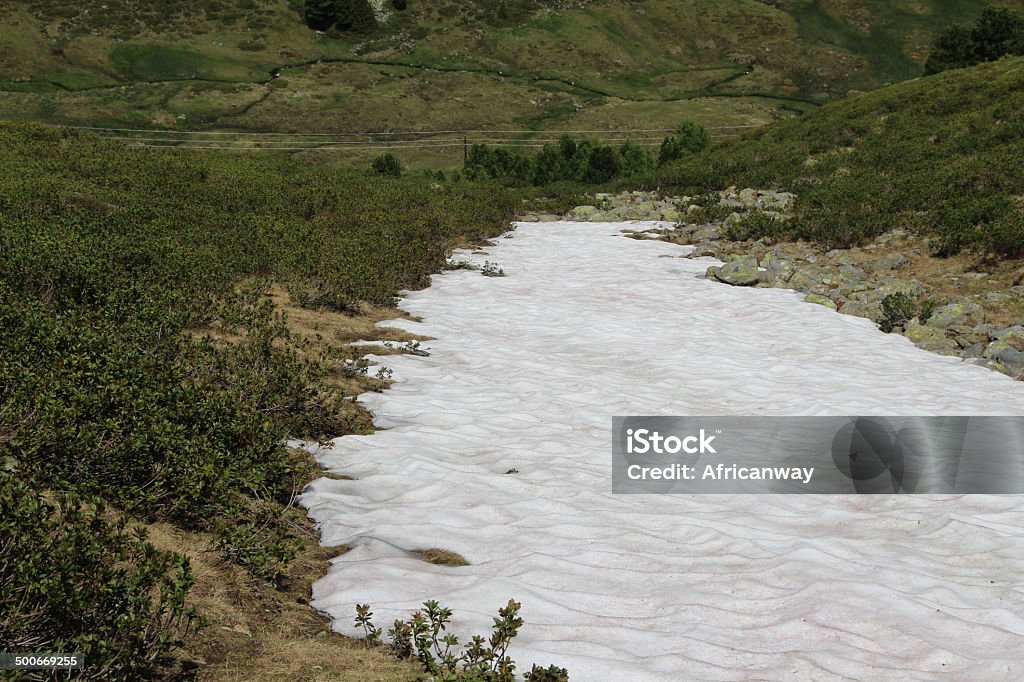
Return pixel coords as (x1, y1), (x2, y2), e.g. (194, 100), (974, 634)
(371, 153), (402, 177)
(351, 0), (378, 33)
(924, 24), (976, 74)
(333, 0), (355, 30)
(924, 6), (1024, 74)
(303, 0), (337, 30)
(618, 141), (655, 176)
(584, 145), (620, 183)
(531, 145), (567, 186)
(659, 120), (710, 166)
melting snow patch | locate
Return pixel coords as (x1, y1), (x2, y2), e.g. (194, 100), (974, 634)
(300, 221), (1024, 681)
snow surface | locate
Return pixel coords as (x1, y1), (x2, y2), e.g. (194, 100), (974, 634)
(299, 221), (1024, 681)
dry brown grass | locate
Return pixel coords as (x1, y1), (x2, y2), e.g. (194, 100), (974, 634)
(146, 517), (422, 682)
(411, 548), (470, 567)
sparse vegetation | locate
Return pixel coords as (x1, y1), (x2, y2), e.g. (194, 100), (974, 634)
(355, 599), (569, 681)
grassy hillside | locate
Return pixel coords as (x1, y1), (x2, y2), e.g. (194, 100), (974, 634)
(652, 55), (1024, 257)
(1, 0), (1020, 169)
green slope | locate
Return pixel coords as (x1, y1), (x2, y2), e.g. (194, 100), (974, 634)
(653, 55), (1024, 257)
(0, 0), (1020, 170)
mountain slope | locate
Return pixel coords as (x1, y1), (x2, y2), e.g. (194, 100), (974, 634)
(653, 55), (1024, 257)
(0, 0), (1020, 170)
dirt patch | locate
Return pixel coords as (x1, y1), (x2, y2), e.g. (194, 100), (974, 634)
(147, 516), (421, 682)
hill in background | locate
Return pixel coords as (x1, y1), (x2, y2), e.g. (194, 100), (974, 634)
(1, 0), (1021, 168)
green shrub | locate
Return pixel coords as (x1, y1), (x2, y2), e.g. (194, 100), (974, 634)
(464, 134), (654, 187)
(658, 120), (711, 166)
(879, 293), (935, 333)
(0, 475), (197, 681)
(355, 599), (568, 681)
(722, 210), (790, 241)
(372, 152), (403, 177)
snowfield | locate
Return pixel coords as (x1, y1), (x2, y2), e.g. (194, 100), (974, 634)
(299, 221), (1024, 681)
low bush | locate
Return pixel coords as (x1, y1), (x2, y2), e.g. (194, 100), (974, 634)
(355, 599), (569, 681)
(0, 474), (197, 681)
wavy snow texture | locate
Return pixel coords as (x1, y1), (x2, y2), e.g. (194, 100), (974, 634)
(299, 221), (1024, 681)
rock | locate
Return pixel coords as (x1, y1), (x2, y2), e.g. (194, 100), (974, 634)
(985, 292), (1011, 302)
(805, 293), (837, 309)
(985, 346), (1024, 377)
(926, 300), (985, 329)
(872, 276), (929, 301)
(877, 229), (911, 244)
(537, 214), (560, 222)
(659, 209), (681, 222)
(962, 342), (987, 358)
(950, 325), (989, 348)
(722, 212), (743, 230)
(519, 214), (540, 222)
(984, 329), (1024, 358)
(840, 301), (883, 322)
(904, 319), (960, 355)
(707, 255), (760, 286)
(759, 257), (795, 286)
(569, 205), (598, 220)
(1011, 285), (1024, 297)
(965, 357), (1002, 372)
(787, 267), (825, 292)
(690, 241), (720, 258)
(873, 253), (909, 271)
(991, 325), (1024, 341)
(692, 225), (721, 242)
(826, 249), (854, 265)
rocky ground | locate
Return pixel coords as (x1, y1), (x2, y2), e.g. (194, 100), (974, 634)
(522, 189), (1024, 380)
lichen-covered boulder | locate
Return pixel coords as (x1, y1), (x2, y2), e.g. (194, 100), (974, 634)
(690, 241), (720, 258)
(840, 301), (883, 322)
(706, 255), (759, 286)
(904, 319), (960, 355)
(873, 253), (909, 271)
(805, 293), (837, 309)
(759, 255), (795, 286)
(926, 300), (985, 329)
